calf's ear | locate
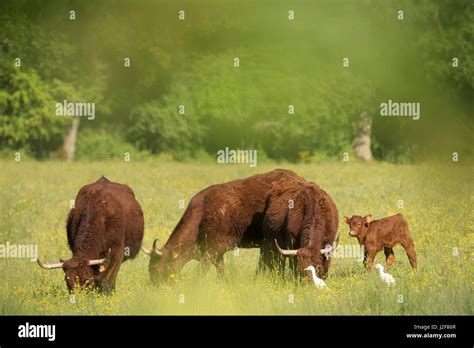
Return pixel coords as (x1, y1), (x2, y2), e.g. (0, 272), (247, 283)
(343, 216), (350, 224)
(364, 214), (373, 228)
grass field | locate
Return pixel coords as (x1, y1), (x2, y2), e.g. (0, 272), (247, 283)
(0, 159), (472, 315)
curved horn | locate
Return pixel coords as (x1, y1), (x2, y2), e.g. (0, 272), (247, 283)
(36, 258), (64, 270)
(87, 258), (107, 266)
(320, 244), (334, 254)
(141, 246), (152, 256)
(320, 244), (334, 260)
(274, 239), (298, 256)
(152, 239), (163, 256)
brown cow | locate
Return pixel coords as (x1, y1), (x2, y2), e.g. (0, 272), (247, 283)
(37, 176), (144, 294)
(343, 213), (417, 271)
(142, 169), (300, 285)
(264, 178), (339, 280)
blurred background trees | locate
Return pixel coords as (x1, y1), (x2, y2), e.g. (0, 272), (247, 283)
(0, 0), (472, 162)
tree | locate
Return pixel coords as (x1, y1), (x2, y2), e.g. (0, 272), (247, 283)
(0, 64), (69, 158)
(352, 111), (373, 161)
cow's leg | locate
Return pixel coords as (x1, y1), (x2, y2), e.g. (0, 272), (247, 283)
(279, 255), (286, 276)
(401, 237), (417, 270)
(257, 240), (275, 274)
(215, 254), (225, 280)
(199, 252), (212, 275)
(384, 247), (396, 270)
(257, 248), (274, 274)
(97, 246), (124, 295)
(267, 239), (279, 273)
(200, 246), (226, 279)
(256, 249), (265, 274)
(289, 256), (298, 281)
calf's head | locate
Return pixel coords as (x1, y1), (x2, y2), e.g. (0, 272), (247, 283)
(343, 214), (372, 240)
(37, 256), (107, 291)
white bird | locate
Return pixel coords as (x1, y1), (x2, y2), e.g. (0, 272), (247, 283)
(304, 265), (327, 289)
(375, 263), (396, 286)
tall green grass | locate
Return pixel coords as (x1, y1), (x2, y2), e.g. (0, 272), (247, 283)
(0, 160), (472, 315)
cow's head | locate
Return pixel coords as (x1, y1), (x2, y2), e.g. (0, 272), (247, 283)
(37, 256), (107, 292)
(343, 214), (372, 240)
(63, 258), (97, 291)
(142, 239), (181, 285)
(274, 239), (335, 281)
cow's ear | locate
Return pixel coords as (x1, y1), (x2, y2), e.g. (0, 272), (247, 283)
(343, 216), (350, 224)
(172, 250), (179, 259)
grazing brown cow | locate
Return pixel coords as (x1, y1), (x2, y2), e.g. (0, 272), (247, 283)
(142, 169), (300, 285)
(37, 176), (144, 294)
(264, 178), (339, 280)
(343, 213), (417, 271)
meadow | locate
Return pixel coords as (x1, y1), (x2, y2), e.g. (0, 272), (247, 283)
(0, 159), (472, 315)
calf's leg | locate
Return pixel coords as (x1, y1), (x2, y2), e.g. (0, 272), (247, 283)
(401, 237), (417, 270)
(384, 247), (396, 270)
(362, 248), (369, 268)
(366, 249), (378, 271)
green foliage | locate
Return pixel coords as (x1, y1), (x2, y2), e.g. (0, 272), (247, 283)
(75, 128), (149, 161)
(0, 64), (68, 158)
(126, 101), (205, 159)
(413, 0), (474, 94)
(0, 0), (472, 162)
(127, 52), (374, 161)
(0, 11), (77, 83)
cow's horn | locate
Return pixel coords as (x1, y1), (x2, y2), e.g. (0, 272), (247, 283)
(87, 258), (107, 266)
(152, 239), (163, 256)
(274, 239), (298, 256)
(36, 259), (64, 270)
(141, 246), (152, 255)
(320, 244), (334, 260)
(320, 244), (334, 254)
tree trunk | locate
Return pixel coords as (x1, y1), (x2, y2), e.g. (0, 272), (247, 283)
(352, 111), (373, 161)
(63, 119), (79, 162)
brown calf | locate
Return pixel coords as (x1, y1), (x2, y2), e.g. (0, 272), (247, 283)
(343, 213), (417, 271)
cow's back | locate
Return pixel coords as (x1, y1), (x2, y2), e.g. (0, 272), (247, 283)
(66, 177), (144, 259)
(195, 169), (299, 248)
(264, 180), (338, 246)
